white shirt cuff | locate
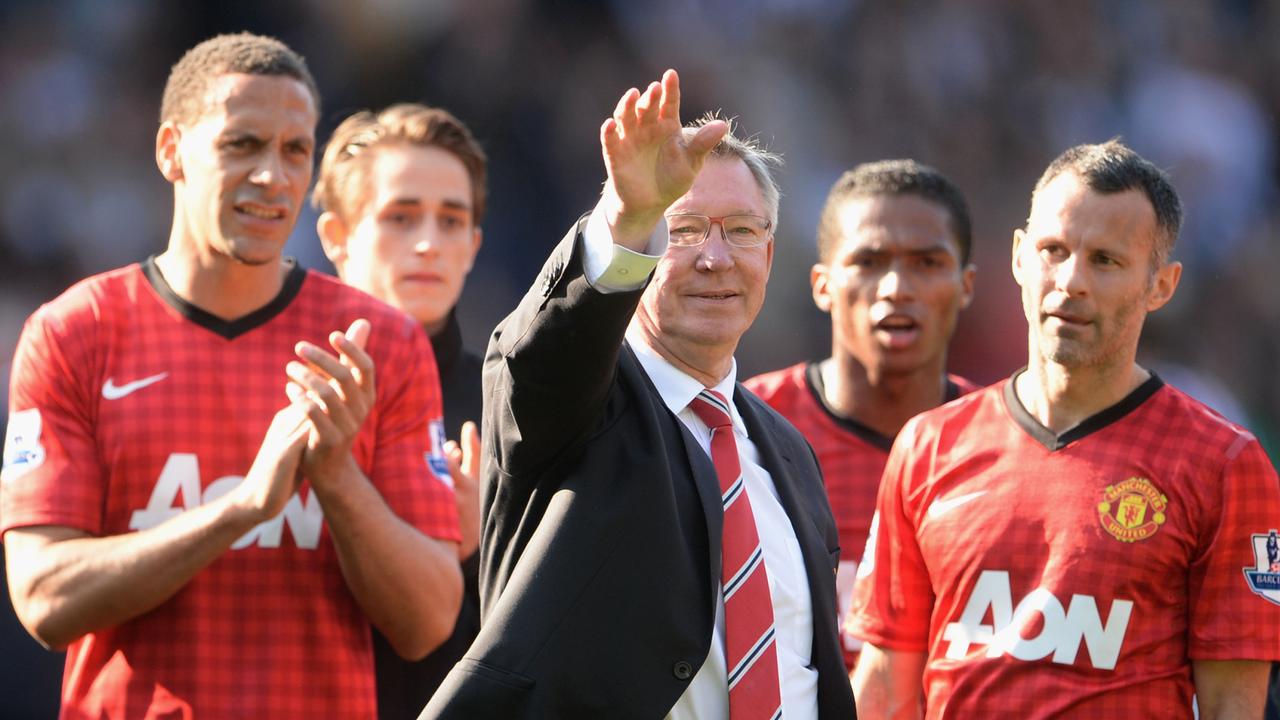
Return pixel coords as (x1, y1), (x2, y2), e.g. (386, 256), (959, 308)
(582, 200), (667, 293)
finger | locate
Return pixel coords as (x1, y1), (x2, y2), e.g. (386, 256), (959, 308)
(294, 342), (362, 411)
(298, 397), (341, 450)
(657, 68), (680, 121)
(344, 318), (371, 351)
(328, 331), (376, 397)
(635, 81), (662, 125)
(613, 87), (640, 135)
(461, 420), (481, 478)
(286, 362), (356, 433)
(444, 440), (471, 491)
(685, 119), (729, 159)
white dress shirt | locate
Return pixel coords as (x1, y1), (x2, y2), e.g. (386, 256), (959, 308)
(583, 203), (819, 720)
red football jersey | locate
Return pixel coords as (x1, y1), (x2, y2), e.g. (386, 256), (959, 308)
(1, 259), (460, 719)
(847, 374), (1280, 719)
(744, 362), (979, 668)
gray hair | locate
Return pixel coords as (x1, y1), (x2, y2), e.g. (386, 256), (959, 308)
(690, 113), (783, 228)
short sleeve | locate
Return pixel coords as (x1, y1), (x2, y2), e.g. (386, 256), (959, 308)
(2, 308), (105, 536)
(1187, 436), (1280, 660)
(845, 418), (935, 652)
(364, 315), (461, 544)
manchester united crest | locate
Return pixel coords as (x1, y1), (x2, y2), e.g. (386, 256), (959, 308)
(1098, 477), (1167, 542)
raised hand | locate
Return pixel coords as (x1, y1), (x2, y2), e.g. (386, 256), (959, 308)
(446, 420), (482, 560)
(285, 319), (377, 488)
(599, 69), (729, 247)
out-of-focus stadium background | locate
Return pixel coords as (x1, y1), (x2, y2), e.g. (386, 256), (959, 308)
(2, 1), (1278, 715)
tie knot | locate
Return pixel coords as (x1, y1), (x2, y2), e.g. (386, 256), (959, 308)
(689, 389), (733, 431)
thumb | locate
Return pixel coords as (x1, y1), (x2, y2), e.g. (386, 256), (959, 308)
(460, 420), (481, 479)
(684, 120), (728, 160)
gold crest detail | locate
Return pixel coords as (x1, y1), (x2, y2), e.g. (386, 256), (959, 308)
(1097, 477), (1167, 542)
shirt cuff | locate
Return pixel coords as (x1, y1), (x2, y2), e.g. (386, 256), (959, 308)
(582, 200), (667, 293)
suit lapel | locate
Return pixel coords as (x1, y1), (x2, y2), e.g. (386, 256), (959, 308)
(622, 345), (724, 602)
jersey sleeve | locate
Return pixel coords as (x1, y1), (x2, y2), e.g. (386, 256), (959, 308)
(844, 416), (935, 652)
(363, 314), (461, 544)
(2, 306), (105, 535)
(1187, 436), (1280, 660)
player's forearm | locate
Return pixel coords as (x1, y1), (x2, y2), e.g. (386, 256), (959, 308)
(4, 495), (263, 650)
(311, 456), (463, 660)
(851, 643), (926, 720)
(1192, 659), (1269, 719)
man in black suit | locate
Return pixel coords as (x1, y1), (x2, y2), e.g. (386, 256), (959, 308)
(423, 70), (855, 719)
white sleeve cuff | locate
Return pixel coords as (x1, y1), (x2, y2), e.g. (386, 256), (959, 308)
(582, 201), (667, 293)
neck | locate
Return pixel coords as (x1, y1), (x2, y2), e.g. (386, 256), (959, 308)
(633, 323), (734, 388)
(1015, 355), (1149, 433)
(822, 352), (949, 438)
(157, 229), (288, 321)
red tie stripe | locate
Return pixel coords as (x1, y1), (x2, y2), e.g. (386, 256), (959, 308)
(689, 389), (783, 720)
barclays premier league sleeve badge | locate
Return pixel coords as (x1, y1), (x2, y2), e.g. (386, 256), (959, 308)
(1243, 530), (1280, 606)
(2, 408), (47, 483)
(425, 418), (453, 489)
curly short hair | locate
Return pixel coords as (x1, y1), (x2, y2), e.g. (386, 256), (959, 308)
(160, 32), (320, 125)
(312, 104), (488, 225)
(1030, 139), (1182, 268)
(816, 159), (972, 265)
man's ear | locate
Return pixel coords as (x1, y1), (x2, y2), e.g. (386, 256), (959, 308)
(959, 263), (977, 310)
(1146, 260), (1182, 312)
(463, 227), (483, 274)
(1010, 228), (1026, 288)
(317, 211), (350, 272)
(810, 263), (833, 313)
(156, 121), (183, 183)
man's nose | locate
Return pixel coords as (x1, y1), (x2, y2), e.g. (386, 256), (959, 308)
(876, 261), (915, 301)
(696, 222), (734, 271)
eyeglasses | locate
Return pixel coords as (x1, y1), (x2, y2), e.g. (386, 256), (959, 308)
(665, 213), (773, 248)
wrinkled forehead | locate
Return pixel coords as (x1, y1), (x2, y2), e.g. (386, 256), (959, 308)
(1026, 172), (1157, 247)
(667, 157), (768, 218)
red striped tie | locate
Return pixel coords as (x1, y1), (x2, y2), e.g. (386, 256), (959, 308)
(689, 389), (783, 720)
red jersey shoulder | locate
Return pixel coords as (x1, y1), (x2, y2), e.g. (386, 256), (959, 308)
(898, 380), (1004, 450)
(1151, 382), (1260, 457)
(947, 373), (984, 397)
(26, 264), (145, 334)
(297, 270), (431, 355)
(742, 363), (808, 410)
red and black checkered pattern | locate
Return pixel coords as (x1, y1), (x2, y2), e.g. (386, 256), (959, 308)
(2, 263), (459, 719)
(847, 376), (1280, 719)
(744, 362), (979, 669)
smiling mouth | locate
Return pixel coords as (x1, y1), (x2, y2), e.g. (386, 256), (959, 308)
(692, 291), (736, 300)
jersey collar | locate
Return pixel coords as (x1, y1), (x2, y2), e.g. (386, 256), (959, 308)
(1003, 368), (1164, 451)
(142, 256), (307, 340)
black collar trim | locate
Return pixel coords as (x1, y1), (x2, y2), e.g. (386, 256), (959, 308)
(1003, 368), (1164, 451)
(431, 310), (463, 374)
(804, 362), (896, 452)
(141, 255), (307, 340)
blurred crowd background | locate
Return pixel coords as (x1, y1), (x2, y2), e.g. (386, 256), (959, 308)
(2, 1), (1279, 715)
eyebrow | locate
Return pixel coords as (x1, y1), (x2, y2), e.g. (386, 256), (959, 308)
(384, 198), (472, 211)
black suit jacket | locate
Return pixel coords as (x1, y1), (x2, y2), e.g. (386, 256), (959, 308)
(423, 220), (856, 719)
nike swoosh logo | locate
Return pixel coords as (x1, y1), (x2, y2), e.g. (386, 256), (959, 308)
(102, 372), (169, 400)
(926, 490), (988, 520)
